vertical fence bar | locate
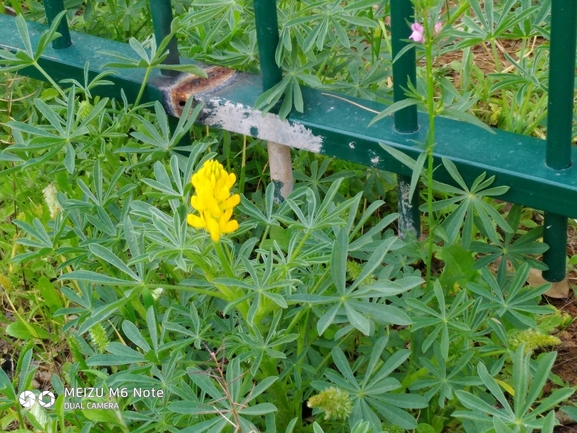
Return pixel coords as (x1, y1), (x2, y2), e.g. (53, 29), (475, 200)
(253, 0), (283, 90)
(149, 0), (180, 77)
(254, 0), (293, 202)
(390, 0), (420, 238)
(148, 0), (189, 148)
(542, 0), (577, 282)
(43, 0), (72, 49)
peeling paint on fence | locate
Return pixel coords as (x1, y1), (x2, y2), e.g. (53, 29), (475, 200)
(199, 98), (324, 153)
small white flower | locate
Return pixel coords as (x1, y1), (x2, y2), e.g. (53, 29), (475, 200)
(151, 288), (164, 300)
(42, 184), (63, 218)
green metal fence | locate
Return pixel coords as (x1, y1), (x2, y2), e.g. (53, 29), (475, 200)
(1, 0), (576, 282)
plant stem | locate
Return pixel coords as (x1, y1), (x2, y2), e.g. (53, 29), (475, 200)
(285, 267), (329, 335)
(490, 39), (510, 127)
(447, 0), (471, 27)
(256, 224), (270, 262)
(134, 66), (152, 107)
(34, 62), (67, 100)
(214, 241), (235, 279)
(289, 229), (311, 263)
(238, 134), (247, 195)
(522, 95), (548, 136)
(517, 83), (533, 134)
(425, 38), (436, 290)
(213, 241), (251, 320)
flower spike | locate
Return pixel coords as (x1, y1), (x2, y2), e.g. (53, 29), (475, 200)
(187, 160), (240, 242)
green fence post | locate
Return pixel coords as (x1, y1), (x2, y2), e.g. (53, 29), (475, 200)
(542, 0), (577, 282)
(148, 0), (190, 149)
(254, 0), (293, 201)
(43, 0), (72, 49)
(253, 0), (282, 91)
(149, 0), (180, 77)
(390, 0), (421, 239)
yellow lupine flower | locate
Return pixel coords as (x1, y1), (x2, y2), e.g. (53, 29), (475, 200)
(187, 160), (240, 242)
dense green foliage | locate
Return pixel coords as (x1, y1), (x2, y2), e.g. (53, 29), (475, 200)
(0, 0), (576, 432)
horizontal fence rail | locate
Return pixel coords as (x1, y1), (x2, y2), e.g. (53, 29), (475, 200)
(1, 0), (576, 282)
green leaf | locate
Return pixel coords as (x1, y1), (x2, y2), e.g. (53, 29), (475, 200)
(81, 405), (126, 426)
(254, 77), (290, 111)
(332, 347), (358, 388)
(128, 37), (150, 63)
(541, 410), (556, 433)
(247, 377), (278, 402)
(89, 244), (141, 282)
(455, 390), (503, 418)
(409, 151), (427, 201)
(331, 228), (348, 294)
(493, 416), (515, 433)
(343, 0), (380, 11)
(442, 108), (495, 134)
(122, 321), (151, 352)
(312, 422), (324, 433)
(364, 304), (411, 326)
(86, 354), (143, 366)
(438, 244), (479, 288)
(36, 10), (67, 59)
(15, 14), (33, 58)
(369, 99), (420, 126)
(417, 424), (436, 433)
(188, 367), (224, 400)
(561, 406), (577, 422)
(64, 142), (75, 174)
(0, 151), (23, 162)
(6, 320), (49, 340)
(533, 388), (575, 418)
(344, 303), (371, 335)
(477, 362), (512, 414)
(379, 142), (417, 170)
(317, 303), (341, 336)
(60, 270), (140, 286)
(363, 336), (388, 383)
(37, 276), (63, 309)
(350, 236), (398, 291)
(284, 418), (298, 433)
(241, 403), (277, 415)
(442, 158), (468, 191)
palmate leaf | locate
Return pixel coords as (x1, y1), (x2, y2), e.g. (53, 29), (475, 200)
(309, 226), (418, 336)
(455, 345), (573, 432)
(411, 345), (481, 408)
(239, 183), (282, 227)
(407, 280), (473, 359)
(171, 357), (276, 431)
(126, 100), (203, 152)
(14, 218), (53, 249)
(470, 205), (549, 281)
(467, 263), (553, 328)
(429, 158), (512, 249)
(317, 342), (425, 431)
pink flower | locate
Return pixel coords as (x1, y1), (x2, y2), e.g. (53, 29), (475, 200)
(434, 21), (443, 35)
(409, 23), (424, 42)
